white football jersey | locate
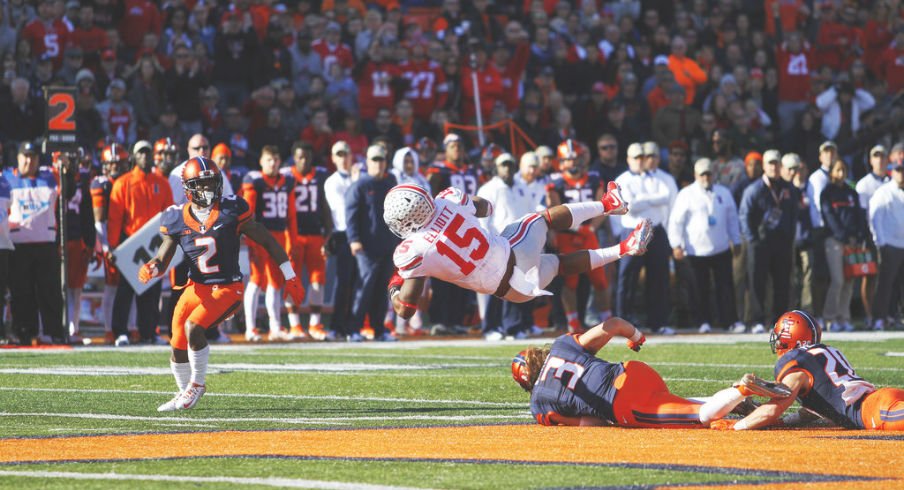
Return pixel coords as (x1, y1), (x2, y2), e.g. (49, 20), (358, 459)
(393, 187), (511, 295)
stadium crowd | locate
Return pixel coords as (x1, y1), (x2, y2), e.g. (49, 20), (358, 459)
(1, 0), (904, 345)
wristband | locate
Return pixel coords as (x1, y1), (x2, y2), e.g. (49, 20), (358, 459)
(629, 329), (643, 342)
(395, 296), (418, 311)
(279, 261), (296, 280)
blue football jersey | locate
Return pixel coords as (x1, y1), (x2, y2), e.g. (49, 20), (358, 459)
(427, 162), (482, 197)
(241, 171), (295, 232)
(530, 334), (625, 424)
(160, 195), (251, 285)
(775, 344), (876, 429)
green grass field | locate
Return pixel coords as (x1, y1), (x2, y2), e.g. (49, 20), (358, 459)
(1, 334), (903, 489)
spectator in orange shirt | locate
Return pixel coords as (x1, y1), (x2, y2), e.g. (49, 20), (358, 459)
(667, 36), (707, 106)
(107, 140), (174, 346)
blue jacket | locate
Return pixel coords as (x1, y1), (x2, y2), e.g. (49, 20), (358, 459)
(739, 177), (799, 243)
(345, 173), (399, 257)
(820, 183), (867, 243)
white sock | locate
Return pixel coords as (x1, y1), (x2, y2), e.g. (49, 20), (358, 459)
(588, 245), (622, 269)
(307, 283), (323, 326)
(699, 387), (746, 424)
(188, 345), (210, 386)
(102, 285), (116, 333)
(67, 288), (82, 335)
(244, 282), (260, 332)
(309, 312), (322, 326)
(171, 361), (191, 391)
(410, 310), (423, 329)
(128, 298), (137, 332)
(288, 311), (302, 328)
(265, 286), (281, 332)
(564, 202), (606, 227)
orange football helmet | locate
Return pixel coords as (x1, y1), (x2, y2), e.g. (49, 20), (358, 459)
(512, 350), (532, 391)
(557, 139), (578, 160)
(770, 310), (822, 355)
(181, 156), (223, 207)
(153, 137), (178, 160)
(101, 143), (129, 178)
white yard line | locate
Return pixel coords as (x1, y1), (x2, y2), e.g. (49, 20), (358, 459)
(0, 470), (434, 490)
(0, 412), (526, 424)
(3, 331), (903, 354)
(0, 386), (524, 407)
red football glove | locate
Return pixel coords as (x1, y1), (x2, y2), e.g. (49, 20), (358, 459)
(138, 261), (159, 284)
(627, 333), (646, 352)
(284, 277), (305, 305)
(388, 271), (404, 297)
(709, 419), (738, 430)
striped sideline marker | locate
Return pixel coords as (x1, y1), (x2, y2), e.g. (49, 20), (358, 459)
(0, 470), (432, 490)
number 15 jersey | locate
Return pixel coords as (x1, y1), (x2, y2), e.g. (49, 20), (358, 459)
(393, 187), (510, 295)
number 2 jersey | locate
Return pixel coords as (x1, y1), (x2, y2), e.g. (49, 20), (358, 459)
(530, 334), (624, 424)
(159, 196), (252, 285)
(393, 186), (509, 295)
(775, 344), (876, 429)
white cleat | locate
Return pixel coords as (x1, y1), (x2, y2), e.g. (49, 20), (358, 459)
(157, 393), (183, 412)
(167, 383), (207, 411)
(114, 334), (130, 347)
(245, 328), (262, 342)
(602, 181), (629, 215)
(620, 219), (654, 256)
(268, 328), (292, 342)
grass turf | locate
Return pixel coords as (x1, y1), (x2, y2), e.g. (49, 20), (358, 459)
(0, 337), (902, 488)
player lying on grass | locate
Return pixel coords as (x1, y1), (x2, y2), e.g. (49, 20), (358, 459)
(711, 310), (904, 431)
(384, 182), (652, 318)
(138, 157), (304, 411)
(512, 317), (790, 427)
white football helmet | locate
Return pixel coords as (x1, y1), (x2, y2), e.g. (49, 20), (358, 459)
(384, 184), (436, 238)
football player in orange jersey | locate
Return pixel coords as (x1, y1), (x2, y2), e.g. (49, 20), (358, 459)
(711, 310), (904, 431)
(90, 143), (130, 343)
(281, 142), (332, 340)
(546, 139), (612, 334)
(153, 137), (180, 177)
(241, 146), (300, 341)
(140, 157), (304, 411)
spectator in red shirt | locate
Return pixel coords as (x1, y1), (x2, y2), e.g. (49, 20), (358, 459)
(71, 5), (109, 70)
(21, 0), (70, 69)
(815, 4), (863, 72)
(311, 22), (354, 76)
(399, 42), (447, 123)
(300, 109), (334, 161)
(355, 42), (399, 122)
(879, 30), (904, 96)
(774, 9), (813, 147)
(461, 41), (504, 125)
(118, 0), (161, 52)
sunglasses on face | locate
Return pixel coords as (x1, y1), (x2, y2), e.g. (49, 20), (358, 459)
(370, 157), (385, 162)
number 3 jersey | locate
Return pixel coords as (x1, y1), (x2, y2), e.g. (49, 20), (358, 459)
(393, 186), (510, 295)
(775, 344), (876, 429)
(160, 196), (252, 285)
(241, 170), (297, 235)
(530, 334), (625, 424)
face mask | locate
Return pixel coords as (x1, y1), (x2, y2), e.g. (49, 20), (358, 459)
(202, 190), (216, 205)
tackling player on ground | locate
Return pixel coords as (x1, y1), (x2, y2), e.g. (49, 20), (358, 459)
(711, 310), (904, 431)
(139, 157), (304, 411)
(512, 317), (787, 427)
(384, 181), (651, 319)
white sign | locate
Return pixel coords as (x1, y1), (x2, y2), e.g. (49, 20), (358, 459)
(112, 212), (184, 295)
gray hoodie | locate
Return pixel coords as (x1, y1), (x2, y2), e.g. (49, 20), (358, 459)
(390, 147), (430, 191)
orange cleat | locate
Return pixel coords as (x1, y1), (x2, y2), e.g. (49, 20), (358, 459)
(567, 318), (585, 334)
(289, 325), (308, 340)
(360, 326), (375, 340)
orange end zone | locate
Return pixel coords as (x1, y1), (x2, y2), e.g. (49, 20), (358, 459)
(1, 425), (902, 488)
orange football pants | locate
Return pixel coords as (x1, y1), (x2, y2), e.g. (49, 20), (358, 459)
(611, 361), (704, 428)
(556, 226), (608, 289)
(290, 234), (325, 285)
(247, 231), (292, 288)
(170, 281), (243, 350)
(66, 240), (90, 289)
(860, 387), (904, 430)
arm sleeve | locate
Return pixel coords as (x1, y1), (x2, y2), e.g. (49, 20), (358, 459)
(666, 191), (687, 250)
(869, 193), (884, 246)
(107, 181), (124, 249)
(739, 186), (757, 242)
(344, 183), (361, 244)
